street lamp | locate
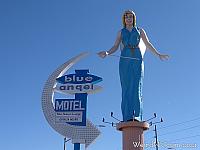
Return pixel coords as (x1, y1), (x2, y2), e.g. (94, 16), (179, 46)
(95, 125), (106, 128)
(64, 137), (71, 150)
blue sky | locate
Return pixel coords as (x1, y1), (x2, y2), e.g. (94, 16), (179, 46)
(1, 0), (200, 150)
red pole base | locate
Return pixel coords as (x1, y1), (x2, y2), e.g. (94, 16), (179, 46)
(116, 121), (149, 150)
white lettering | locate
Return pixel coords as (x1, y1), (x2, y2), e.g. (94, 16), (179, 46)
(85, 76), (92, 81)
(69, 101), (73, 110)
(65, 76), (72, 82)
(64, 75), (93, 83)
(56, 101), (63, 110)
(79, 101), (85, 110)
(63, 101), (69, 110)
(55, 100), (85, 111)
(73, 101), (79, 110)
(76, 76), (84, 82)
(66, 85), (74, 90)
(60, 86), (66, 90)
(133, 142), (142, 148)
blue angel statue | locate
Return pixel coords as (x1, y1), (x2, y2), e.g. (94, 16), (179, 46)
(98, 10), (169, 122)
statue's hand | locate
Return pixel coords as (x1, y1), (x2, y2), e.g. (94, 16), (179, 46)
(97, 51), (108, 58)
(158, 54), (169, 61)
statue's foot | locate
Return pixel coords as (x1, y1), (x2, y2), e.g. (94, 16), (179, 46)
(127, 119), (133, 122)
(121, 119), (140, 122)
(127, 119), (140, 122)
(134, 119), (140, 122)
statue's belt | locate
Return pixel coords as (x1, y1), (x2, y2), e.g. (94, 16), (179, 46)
(125, 45), (139, 53)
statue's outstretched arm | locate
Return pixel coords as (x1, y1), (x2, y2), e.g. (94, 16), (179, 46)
(98, 31), (122, 58)
(140, 28), (169, 61)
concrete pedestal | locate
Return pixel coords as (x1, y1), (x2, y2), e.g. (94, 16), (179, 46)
(116, 121), (149, 150)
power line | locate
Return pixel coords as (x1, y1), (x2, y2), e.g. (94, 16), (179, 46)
(172, 134), (200, 142)
(159, 124), (200, 137)
(158, 116), (200, 130)
(162, 134), (200, 143)
(144, 116), (200, 149)
(145, 129), (154, 135)
(145, 121), (200, 137)
(144, 120), (200, 146)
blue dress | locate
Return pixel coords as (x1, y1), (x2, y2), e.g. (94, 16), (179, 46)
(119, 27), (143, 122)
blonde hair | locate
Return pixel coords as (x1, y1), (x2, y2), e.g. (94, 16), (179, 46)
(122, 10), (136, 27)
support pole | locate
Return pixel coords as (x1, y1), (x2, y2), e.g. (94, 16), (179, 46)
(64, 137), (66, 150)
(116, 121), (149, 150)
(74, 143), (80, 150)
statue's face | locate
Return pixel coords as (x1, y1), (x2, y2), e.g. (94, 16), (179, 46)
(124, 13), (134, 26)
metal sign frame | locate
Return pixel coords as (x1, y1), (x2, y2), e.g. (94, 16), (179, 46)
(41, 52), (101, 148)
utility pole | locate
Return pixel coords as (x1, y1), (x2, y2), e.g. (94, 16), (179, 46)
(151, 118), (163, 150)
(63, 137), (71, 150)
(64, 137), (66, 150)
(154, 125), (159, 150)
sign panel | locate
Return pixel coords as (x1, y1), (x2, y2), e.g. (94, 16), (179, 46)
(54, 93), (87, 126)
(54, 69), (102, 126)
(55, 111), (83, 123)
(56, 69), (102, 95)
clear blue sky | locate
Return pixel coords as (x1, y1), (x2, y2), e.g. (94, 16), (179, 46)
(1, 0), (200, 150)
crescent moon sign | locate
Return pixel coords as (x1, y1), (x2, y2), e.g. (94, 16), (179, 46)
(41, 52), (100, 148)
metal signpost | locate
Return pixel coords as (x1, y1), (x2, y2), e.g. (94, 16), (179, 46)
(41, 52), (102, 149)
